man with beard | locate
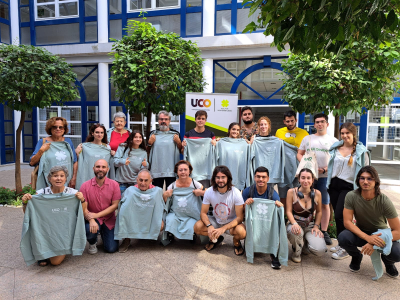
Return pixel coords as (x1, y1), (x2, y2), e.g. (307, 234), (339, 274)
(80, 159), (121, 254)
(147, 111), (182, 189)
(194, 166), (246, 255)
(239, 106), (259, 143)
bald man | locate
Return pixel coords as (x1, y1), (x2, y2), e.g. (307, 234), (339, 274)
(80, 159), (121, 254)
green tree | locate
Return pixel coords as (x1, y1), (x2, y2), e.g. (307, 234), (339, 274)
(110, 18), (205, 139)
(0, 44), (79, 193)
(281, 37), (400, 137)
(243, 0), (400, 55)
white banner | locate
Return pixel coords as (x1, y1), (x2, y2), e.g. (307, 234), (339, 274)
(185, 93), (238, 135)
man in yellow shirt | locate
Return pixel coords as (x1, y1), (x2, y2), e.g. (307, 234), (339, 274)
(275, 110), (308, 148)
(275, 110), (309, 207)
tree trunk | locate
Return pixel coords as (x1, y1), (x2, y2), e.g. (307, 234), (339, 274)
(15, 110), (26, 194)
(334, 114), (340, 139)
(145, 104), (152, 141)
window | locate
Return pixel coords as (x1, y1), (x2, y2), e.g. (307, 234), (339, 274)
(128, 0), (180, 12)
(35, 0), (79, 20)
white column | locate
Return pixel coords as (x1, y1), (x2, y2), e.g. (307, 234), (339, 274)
(327, 112), (335, 137)
(97, 0), (109, 43)
(10, 0), (19, 44)
(98, 63), (110, 129)
(203, 0), (215, 37)
(202, 58), (213, 93)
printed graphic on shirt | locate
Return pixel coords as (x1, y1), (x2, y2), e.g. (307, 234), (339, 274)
(214, 202), (231, 222)
(55, 151), (67, 161)
(177, 197), (188, 208)
(254, 203), (271, 221)
(140, 194), (151, 201)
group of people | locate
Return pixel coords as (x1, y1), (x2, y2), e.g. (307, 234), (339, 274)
(21, 107), (399, 280)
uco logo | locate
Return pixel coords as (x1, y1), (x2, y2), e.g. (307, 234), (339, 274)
(304, 157), (313, 162)
(191, 99), (211, 108)
(52, 208), (60, 213)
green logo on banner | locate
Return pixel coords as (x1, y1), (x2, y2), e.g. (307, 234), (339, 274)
(221, 99), (229, 107)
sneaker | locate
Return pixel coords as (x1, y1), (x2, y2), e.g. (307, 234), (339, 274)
(291, 252), (301, 263)
(330, 245), (341, 253)
(331, 247), (350, 260)
(323, 231), (333, 245)
(119, 238), (130, 253)
(385, 264), (399, 278)
(88, 243), (98, 255)
(349, 254), (363, 272)
(270, 254), (281, 269)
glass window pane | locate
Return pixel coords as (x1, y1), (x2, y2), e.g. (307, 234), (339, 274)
(109, 19), (122, 40)
(5, 149), (14, 163)
(237, 8), (262, 33)
(130, 0), (151, 10)
(109, 0), (122, 14)
(61, 107), (81, 122)
(129, 15), (181, 35)
(87, 106), (98, 122)
(24, 123), (33, 135)
(156, 0), (179, 7)
(340, 111), (361, 124)
(68, 123), (82, 136)
(37, 4), (56, 19)
(216, 10), (231, 34)
(24, 149), (34, 162)
(59, 2), (78, 16)
(187, 0), (201, 6)
(0, 23), (10, 44)
(25, 111), (33, 121)
(5, 136), (13, 148)
(39, 107), (58, 121)
(72, 67), (98, 101)
(39, 122), (47, 135)
(217, 0), (231, 3)
(4, 122), (13, 135)
(85, 21), (97, 42)
(36, 23), (80, 45)
(67, 137), (82, 148)
(20, 6), (30, 22)
(4, 106), (13, 120)
(21, 0), (30, 4)
(84, 0), (97, 16)
(368, 105), (400, 124)
(20, 27), (31, 45)
(186, 13), (201, 36)
(24, 136), (33, 148)
(0, 3), (9, 20)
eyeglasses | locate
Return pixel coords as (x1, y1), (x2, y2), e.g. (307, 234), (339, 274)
(315, 120), (327, 124)
(52, 126), (64, 130)
(359, 177), (374, 182)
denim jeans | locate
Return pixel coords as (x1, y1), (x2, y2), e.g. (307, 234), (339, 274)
(85, 220), (119, 253)
(338, 229), (400, 265)
(314, 177), (329, 205)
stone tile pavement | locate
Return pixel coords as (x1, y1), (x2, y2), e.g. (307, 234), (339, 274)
(1, 166), (400, 299)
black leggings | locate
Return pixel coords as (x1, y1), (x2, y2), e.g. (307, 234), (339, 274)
(327, 177), (354, 237)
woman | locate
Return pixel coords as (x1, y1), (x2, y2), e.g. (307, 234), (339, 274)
(75, 124), (111, 190)
(106, 112), (132, 179)
(286, 168), (327, 263)
(114, 130), (148, 194)
(250, 116), (272, 143)
(30, 117), (77, 190)
(327, 122), (370, 260)
(21, 166), (86, 266)
(215, 122), (250, 190)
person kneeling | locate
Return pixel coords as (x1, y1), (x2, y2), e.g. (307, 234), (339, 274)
(194, 166), (246, 255)
(286, 168), (327, 263)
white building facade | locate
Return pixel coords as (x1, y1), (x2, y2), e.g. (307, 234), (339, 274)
(1, 0), (400, 183)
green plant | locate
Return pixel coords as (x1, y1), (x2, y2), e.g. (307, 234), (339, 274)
(0, 187), (17, 205)
(0, 184), (36, 206)
(327, 220), (337, 239)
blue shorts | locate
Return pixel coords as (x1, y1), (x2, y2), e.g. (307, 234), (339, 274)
(314, 177), (329, 205)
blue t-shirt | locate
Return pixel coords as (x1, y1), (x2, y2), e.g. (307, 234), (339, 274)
(242, 185), (280, 202)
(30, 137), (78, 163)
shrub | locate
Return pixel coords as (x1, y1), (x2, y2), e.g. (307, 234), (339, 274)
(0, 184), (36, 205)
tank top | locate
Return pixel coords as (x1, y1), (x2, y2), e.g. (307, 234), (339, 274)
(292, 188), (316, 218)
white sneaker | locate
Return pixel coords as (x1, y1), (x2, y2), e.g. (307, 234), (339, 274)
(292, 252), (302, 263)
(330, 245), (341, 253)
(331, 247), (349, 260)
(88, 243), (98, 255)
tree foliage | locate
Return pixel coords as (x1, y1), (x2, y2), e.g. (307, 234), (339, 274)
(110, 18), (206, 138)
(281, 37), (400, 137)
(0, 44), (79, 192)
(243, 0), (400, 55)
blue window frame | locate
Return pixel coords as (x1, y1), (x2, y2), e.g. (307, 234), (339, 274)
(0, 0), (10, 44)
(0, 104), (15, 164)
(22, 110), (38, 163)
(19, 0), (98, 46)
(108, 0), (202, 41)
(215, 0), (263, 36)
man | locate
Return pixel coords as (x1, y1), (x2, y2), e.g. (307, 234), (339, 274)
(297, 113), (338, 245)
(242, 166), (284, 269)
(338, 166), (400, 278)
(80, 159), (121, 254)
(182, 110), (216, 188)
(239, 106), (258, 142)
(275, 110), (309, 207)
(147, 110), (182, 189)
(193, 166), (246, 255)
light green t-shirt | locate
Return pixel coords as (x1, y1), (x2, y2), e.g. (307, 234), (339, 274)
(344, 190), (398, 232)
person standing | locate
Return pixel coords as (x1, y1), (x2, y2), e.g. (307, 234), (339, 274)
(327, 123), (370, 260)
(297, 113), (338, 246)
(338, 166), (400, 278)
(239, 106), (259, 143)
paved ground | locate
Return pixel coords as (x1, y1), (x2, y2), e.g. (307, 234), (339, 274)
(1, 166), (400, 299)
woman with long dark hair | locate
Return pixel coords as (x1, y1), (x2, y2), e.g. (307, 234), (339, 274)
(327, 122), (370, 260)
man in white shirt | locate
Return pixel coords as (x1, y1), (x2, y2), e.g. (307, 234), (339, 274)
(194, 166), (246, 256)
(297, 113), (338, 245)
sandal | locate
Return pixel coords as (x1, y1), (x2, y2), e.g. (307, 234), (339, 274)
(37, 259), (48, 267)
(204, 235), (224, 251)
(234, 241), (245, 256)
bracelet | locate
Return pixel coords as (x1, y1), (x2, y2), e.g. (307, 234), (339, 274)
(292, 222), (298, 226)
(314, 224), (321, 229)
(80, 199), (86, 204)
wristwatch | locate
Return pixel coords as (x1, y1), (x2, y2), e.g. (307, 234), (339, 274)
(206, 223), (212, 228)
